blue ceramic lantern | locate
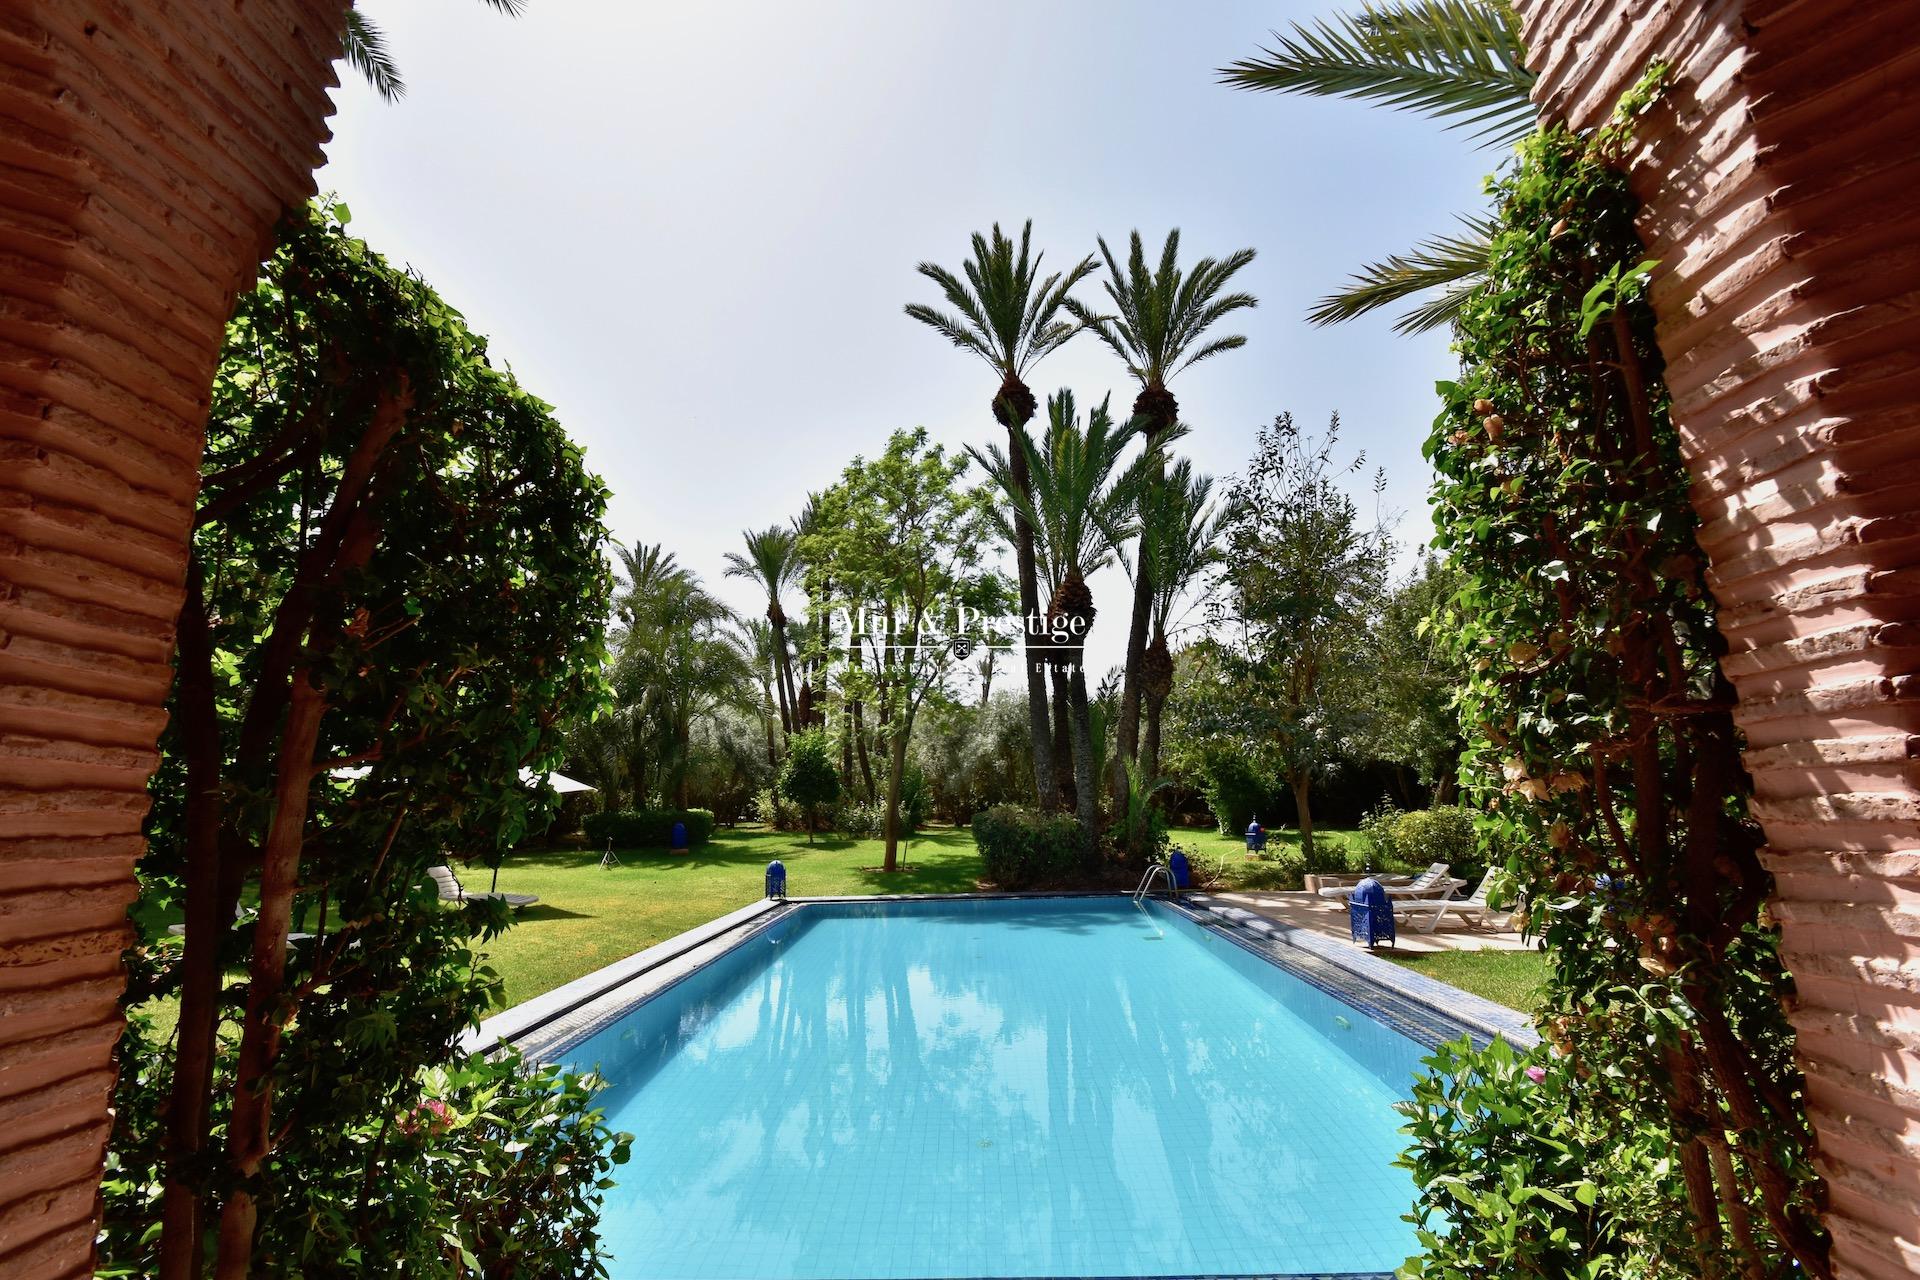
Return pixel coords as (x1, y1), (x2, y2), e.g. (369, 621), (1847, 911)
(1348, 877), (1396, 949)
(765, 860), (787, 899)
(1244, 818), (1267, 853)
(1169, 851), (1191, 891)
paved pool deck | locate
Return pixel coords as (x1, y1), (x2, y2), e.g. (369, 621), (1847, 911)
(1208, 889), (1533, 954)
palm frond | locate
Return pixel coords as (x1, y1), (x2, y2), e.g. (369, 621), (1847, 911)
(1070, 230), (1257, 391)
(341, 9), (404, 101)
(1219, 0), (1535, 148)
(1308, 214), (1493, 333)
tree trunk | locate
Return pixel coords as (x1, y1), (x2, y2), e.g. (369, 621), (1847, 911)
(1115, 407), (1171, 785)
(1067, 663), (1098, 835)
(212, 672), (327, 1280)
(770, 611), (796, 737)
(158, 569), (224, 1280)
(1050, 666), (1072, 812)
(1115, 543), (1153, 774)
(1142, 688), (1166, 785)
(1007, 420), (1056, 809)
(851, 699), (876, 803)
(883, 727), (910, 872)
(1290, 773), (1315, 870)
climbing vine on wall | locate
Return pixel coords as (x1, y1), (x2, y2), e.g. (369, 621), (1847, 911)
(1407, 77), (1831, 1278)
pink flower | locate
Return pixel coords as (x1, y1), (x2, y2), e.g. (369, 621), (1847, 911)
(1525, 1066), (1547, 1084)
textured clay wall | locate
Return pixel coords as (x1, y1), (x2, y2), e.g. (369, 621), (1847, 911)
(1515, 1), (1920, 1274)
(0, 3), (345, 1275)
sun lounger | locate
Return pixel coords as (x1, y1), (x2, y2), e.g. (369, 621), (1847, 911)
(1315, 862), (1461, 901)
(428, 864), (539, 911)
(1393, 869), (1514, 933)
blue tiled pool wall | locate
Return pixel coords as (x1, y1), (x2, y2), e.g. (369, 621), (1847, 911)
(562, 906), (820, 1107)
(559, 894), (1435, 1112)
(1144, 900), (1431, 1097)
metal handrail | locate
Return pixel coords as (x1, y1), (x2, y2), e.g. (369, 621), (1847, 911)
(1133, 862), (1170, 903)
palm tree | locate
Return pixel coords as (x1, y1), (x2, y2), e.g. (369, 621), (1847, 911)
(1219, 0), (1534, 332)
(723, 526), (802, 745)
(972, 391), (1145, 833)
(1068, 228), (1255, 783)
(610, 544), (751, 806)
(739, 618), (782, 767)
(906, 222), (1098, 813)
(341, 0), (526, 101)
(1135, 460), (1224, 781)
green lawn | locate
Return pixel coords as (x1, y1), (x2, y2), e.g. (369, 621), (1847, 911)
(1381, 948), (1549, 1013)
(480, 825), (983, 1007)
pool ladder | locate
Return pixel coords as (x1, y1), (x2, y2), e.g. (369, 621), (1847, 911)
(1133, 862), (1171, 903)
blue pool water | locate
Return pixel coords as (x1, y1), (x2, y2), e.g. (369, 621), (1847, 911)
(559, 898), (1430, 1278)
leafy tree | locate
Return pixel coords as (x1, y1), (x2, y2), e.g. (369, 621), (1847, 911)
(1196, 414), (1392, 865)
(1067, 229), (1256, 784)
(802, 429), (1002, 869)
(111, 202), (613, 1280)
(1219, 0), (1532, 332)
(723, 525), (804, 742)
(973, 392), (1147, 836)
(1357, 554), (1469, 802)
(777, 728), (841, 842)
(905, 223), (1097, 812)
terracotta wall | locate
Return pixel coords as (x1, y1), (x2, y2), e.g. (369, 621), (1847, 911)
(1513, 0), (1920, 1274)
(0, 3), (346, 1275)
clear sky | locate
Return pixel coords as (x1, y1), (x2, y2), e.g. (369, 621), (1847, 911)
(317, 0), (1495, 675)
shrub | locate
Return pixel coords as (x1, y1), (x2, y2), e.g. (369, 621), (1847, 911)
(103, 1024), (629, 1279)
(1198, 751), (1273, 836)
(1394, 805), (1480, 881)
(1399, 1036), (1675, 1278)
(778, 729), (841, 842)
(582, 807), (715, 849)
(971, 805), (1089, 889)
(1358, 801), (1483, 881)
(830, 799), (885, 839)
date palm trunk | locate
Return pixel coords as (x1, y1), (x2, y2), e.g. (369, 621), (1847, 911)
(1067, 663), (1098, 834)
(999, 378), (1057, 810)
(769, 604), (797, 738)
(1115, 392), (1175, 790)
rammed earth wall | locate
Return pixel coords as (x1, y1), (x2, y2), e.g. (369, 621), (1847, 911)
(1513, 2), (1920, 1275)
(0, 4), (346, 1275)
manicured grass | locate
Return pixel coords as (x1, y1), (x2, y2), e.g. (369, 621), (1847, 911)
(1381, 947), (1549, 1014)
(478, 825), (984, 1007)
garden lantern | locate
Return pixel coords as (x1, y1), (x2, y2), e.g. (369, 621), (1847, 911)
(1348, 878), (1396, 950)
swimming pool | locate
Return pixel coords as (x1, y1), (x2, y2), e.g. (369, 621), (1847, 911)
(554, 897), (1438, 1279)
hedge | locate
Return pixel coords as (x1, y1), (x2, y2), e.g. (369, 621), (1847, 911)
(582, 808), (715, 849)
(971, 805), (1089, 889)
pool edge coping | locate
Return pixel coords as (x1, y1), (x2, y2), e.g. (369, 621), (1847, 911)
(470, 889), (1539, 1061)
